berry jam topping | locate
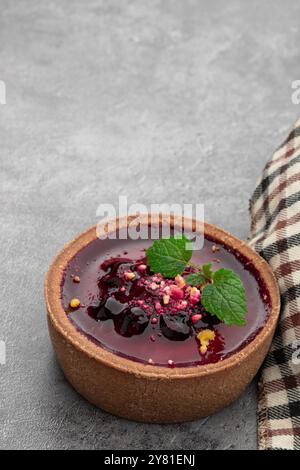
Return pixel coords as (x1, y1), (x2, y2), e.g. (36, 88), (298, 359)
(62, 237), (270, 367)
(85, 257), (224, 351)
(161, 311), (191, 341)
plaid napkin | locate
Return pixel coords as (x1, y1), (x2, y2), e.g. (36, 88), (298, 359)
(249, 117), (300, 450)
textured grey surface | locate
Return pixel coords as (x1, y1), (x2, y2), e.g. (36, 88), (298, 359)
(0, 0), (299, 450)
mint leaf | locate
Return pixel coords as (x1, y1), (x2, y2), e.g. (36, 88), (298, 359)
(146, 235), (192, 278)
(201, 268), (247, 326)
(202, 263), (214, 280)
(186, 272), (206, 286)
(186, 263), (213, 286)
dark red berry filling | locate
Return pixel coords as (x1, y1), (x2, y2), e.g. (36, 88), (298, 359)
(62, 237), (270, 367)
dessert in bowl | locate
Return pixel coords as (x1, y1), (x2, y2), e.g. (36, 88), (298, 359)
(45, 215), (280, 423)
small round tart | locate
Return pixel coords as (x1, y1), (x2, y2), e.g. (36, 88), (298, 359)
(45, 216), (280, 423)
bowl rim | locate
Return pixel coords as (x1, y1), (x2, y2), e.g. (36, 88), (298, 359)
(45, 214), (281, 379)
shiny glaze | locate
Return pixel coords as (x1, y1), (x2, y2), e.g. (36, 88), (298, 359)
(62, 237), (270, 367)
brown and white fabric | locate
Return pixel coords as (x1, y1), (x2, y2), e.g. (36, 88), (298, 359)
(249, 117), (300, 450)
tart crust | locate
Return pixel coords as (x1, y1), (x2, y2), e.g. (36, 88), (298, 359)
(45, 215), (280, 423)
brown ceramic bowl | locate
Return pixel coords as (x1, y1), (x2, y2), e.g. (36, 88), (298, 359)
(45, 215), (280, 423)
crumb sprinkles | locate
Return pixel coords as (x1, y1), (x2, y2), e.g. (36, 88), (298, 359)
(124, 271), (135, 281)
(191, 314), (202, 324)
(197, 329), (216, 355)
(70, 298), (81, 309)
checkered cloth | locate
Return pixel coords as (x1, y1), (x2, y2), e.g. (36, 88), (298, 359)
(249, 117), (300, 450)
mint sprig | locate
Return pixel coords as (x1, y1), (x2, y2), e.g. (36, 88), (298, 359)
(202, 263), (213, 280)
(201, 268), (247, 326)
(185, 272), (206, 286)
(146, 235), (192, 278)
(186, 262), (213, 286)
(146, 237), (247, 326)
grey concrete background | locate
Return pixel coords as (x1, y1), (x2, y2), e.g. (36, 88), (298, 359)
(0, 0), (299, 450)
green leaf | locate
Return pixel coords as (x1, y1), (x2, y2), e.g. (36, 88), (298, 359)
(186, 272), (206, 286)
(201, 268), (247, 326)
(202, 263), (214, 280)
(186, 263), (213, 286)
(146, 235), (192, 278)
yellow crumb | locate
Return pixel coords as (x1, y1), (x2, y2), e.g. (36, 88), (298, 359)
(124, 271), (135, 281)
(190, 287), (200, 296)
(175, 275), (186, 288)
(70, 298), (81, 309)
(197, 329), (216, 355)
